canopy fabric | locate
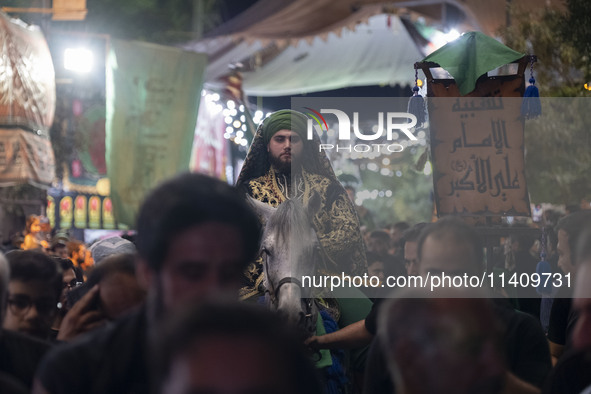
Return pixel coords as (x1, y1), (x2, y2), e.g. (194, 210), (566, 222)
(186, 13), (422, 96)
(423, 31), (524, 95)
(241, 14), (422, 96)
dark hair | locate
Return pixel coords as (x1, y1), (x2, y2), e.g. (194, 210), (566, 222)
(153, 302), (323, 394)
(6, 251), (62, 301)
(555, 211), (591, 257)
(417, 217), (484, 272)
(85, 254), (136, 288)
(393, 221), (410, 232)
(369, 230), (390, 242)
(136, 173), (261, 272)
(402, 222), (429, 244)
(53, 257), (74, 272)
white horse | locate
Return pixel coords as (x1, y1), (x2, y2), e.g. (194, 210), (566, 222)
(248, 193), (322, 339)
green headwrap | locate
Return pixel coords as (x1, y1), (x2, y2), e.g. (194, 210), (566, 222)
(261, 109), (308, 144)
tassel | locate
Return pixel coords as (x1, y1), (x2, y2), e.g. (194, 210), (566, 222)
(521, 58), (541, 119)
(408, 69), (426, 127)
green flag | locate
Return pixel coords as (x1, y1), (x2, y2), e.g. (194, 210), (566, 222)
(423, 32), (524, 95)
(106, 40), (207, 226)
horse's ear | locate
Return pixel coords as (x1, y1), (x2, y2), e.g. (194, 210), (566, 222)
(246, 195), (276, 223)
(307, 191), (322, 219)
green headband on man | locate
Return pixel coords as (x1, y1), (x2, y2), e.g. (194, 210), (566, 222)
(261, 110), (308, 144)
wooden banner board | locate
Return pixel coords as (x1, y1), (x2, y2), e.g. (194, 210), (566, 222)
(416, 57), (532, 217)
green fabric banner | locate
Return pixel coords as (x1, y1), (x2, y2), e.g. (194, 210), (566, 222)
(423, 32), (524, 96)
(106, 40), (207, 226)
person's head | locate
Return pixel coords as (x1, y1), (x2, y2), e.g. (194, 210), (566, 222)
(366, 252), (386, 285)
(154, 301), (323, 394)
(85, 254), (145, 320)
(571, 225), (591, 350)
(378, 289), (505, 394)
(367, 230), (391, 256)
(390, 221), (410, 244)
(402, 223), (429, 276)
(555, 211), (591, 275)
(135, 173), (261, 318)
(417, 218), (484, 277)
(67, 241), (86, 266)
(3, 251), (62, 338)
(25, 215), (41, 235)
(49, 241), (69, 259)
(262, 110), (308, 173)
(89, 236), (136, 265)
(53, 257), (78, 310)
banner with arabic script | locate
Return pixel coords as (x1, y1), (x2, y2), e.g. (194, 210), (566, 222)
(106, 40), (207, 226)
(428, 96), (530, 216)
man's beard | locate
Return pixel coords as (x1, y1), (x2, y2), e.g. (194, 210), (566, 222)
(269, 153), (301, 174)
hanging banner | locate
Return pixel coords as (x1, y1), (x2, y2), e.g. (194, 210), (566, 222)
(59, 196), (73, 229)
(106, 40), (207, 226)
(0, 14), (55, 133)
(189, 94), (228, 180)
(418, 57), (531, 216)
(88, 196), (101, 228)
(0, 128), (55, 187)
(47, 196), (55, 228)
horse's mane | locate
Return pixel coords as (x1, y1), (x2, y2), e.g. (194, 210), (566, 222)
(265, 199), (315, 248)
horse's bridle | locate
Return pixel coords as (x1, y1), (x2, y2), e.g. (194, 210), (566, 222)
(262, 249), (318, 335)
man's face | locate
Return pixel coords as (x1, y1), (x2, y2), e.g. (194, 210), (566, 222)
(368, 261), (385, 284)
(404, 241), (419, 276)
(3, 279), (57, 338)
(573, 261), (591, 350)
(557, 229), (574, 275)
(157, 222), (245, 314)
(161, 336), (294, 394)
(54, 245), (69, 259)
(267, 130), (303, 172)
(419, 235), (479, 277)
(61, 268), (77, 306)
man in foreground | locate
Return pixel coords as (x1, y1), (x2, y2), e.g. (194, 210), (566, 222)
(34, 173), (261, 394)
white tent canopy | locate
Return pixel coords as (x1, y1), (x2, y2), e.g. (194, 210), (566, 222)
(185, 13), (422, 96)
(241, 14), (422, 96)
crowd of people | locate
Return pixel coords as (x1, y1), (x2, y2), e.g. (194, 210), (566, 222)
(0, 110), (589, 394)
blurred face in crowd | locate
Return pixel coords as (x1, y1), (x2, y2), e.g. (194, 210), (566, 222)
(368, 261), (385, 286)
(60, 267), (77, 308)
(144, 222), (246, 315)
(99, 271), (146, 320)
(3, 279), (57, 338)
(572, 261), (591, 350)
(419, 234), (479, 277)
(367, 236), (389, 256)
(557, 229), (575, 275)
(267, 130), (303, 172)
(161, 335), (294, 394)
(404, 241), (419, 276)
(53, 245), (69, 259)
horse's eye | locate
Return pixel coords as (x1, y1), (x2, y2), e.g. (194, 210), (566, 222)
(262, 247), (271, 256)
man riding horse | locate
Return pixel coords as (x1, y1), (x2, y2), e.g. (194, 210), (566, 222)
(236, 109), (368, 300)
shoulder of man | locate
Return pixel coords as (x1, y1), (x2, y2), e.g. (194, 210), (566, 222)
(35, 309), (146, 394)
(0, 329), (52, 389)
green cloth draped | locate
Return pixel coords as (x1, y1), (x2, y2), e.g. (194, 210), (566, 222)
(261, 109), (308, 144)
(423, 31), (524, 95)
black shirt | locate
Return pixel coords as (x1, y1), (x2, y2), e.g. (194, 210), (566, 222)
(0, 329), (52, 389)
(37, 308), (148, 394)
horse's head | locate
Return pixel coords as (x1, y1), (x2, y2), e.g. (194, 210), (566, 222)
(248, 194), (321, 338)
